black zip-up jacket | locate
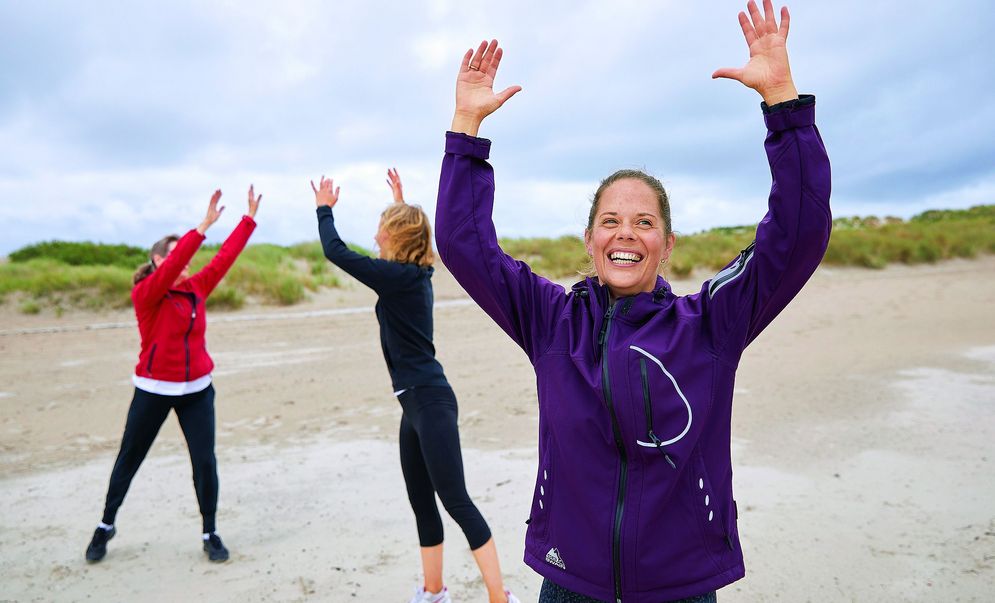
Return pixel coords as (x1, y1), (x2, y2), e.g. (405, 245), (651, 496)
(317, 206), (449, 392)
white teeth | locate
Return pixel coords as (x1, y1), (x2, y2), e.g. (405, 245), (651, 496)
(609, 251), (642, 264)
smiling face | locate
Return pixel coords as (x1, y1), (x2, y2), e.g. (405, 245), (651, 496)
(584, 178), (676, 299)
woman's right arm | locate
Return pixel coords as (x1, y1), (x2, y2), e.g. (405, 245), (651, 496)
(313, 177), (408, 294)
(132, 189), (223, 307)
(436, 40), (565, 362)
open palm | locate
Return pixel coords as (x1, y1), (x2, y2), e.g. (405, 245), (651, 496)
(713, 0), (797, 105)
(452, 39), (521, 135)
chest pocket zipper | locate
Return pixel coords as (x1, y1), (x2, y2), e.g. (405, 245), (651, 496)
(631, 345), (693, 468)
(639, 358), (676, 469)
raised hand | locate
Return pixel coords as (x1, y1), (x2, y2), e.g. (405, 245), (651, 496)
(451, 39), (522, 136)
(311, 176), (340, 209)
(386, 168), (405, 204)
(712, 0), (798, 105)
(247, 184), (262, 219)
(197, 189), (225, 235)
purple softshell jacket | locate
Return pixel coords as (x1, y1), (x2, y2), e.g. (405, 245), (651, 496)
(436, 99), (831, 602)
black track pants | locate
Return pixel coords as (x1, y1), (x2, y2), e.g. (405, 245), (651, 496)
(101, 385), (219, 533)
(398, 386), (491, 550)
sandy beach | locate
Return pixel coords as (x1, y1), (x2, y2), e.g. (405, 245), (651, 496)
(1, 257), (994, 602)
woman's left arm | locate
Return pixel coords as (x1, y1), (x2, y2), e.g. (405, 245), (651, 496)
(706, 1), (832, 355)
(188, 186), (260, 296)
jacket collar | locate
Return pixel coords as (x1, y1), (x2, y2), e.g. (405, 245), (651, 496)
(571, 275), (673, 317)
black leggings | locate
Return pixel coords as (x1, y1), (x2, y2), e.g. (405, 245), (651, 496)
(398, 386), (491, 550)
(101, 385), (219, 533)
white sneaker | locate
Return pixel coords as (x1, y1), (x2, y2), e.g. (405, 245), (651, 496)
(408, 585), (452, 603)
(505, 590), (521, 603)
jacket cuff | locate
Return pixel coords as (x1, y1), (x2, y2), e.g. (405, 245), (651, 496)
(445, 131), (492, 160)
(316, 205), (334, 219)
(241, 214), (257, 227)
(762, 94), (815, 131)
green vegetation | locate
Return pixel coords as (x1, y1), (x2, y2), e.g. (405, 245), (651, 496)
(2, 206), (992, 314)
(506, 205), (995, 279)
(1, 240), (342, 314)
(9, 241), (148, 268)
(499, 236), (592, 279)
(190, 242), (340, 308)
(0, 259), (136, 312)
(823, 205), (995, 268)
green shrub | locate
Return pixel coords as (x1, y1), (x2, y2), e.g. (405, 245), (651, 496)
(205, 287), (245, 310)
(19, 300), (41, 314)
(0, 259), (134, 308)
(499, 236), (590, 279)
(9, 241), (147, 268)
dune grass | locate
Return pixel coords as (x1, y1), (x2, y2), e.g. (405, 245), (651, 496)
(2, 205), (992, 314)
(0, 241), (343, 314)
(505, 205), (995, 279)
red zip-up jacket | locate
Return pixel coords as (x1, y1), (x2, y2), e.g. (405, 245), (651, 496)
(132, 215), (256, 382)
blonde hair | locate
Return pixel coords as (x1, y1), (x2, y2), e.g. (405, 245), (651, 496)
(380, 204), (434, 267)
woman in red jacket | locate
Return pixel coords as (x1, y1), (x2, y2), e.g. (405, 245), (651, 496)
(85, 187), (260, 563)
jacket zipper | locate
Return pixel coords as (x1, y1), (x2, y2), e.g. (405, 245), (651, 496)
(599, 301), (627, 603)
(640, 359), (676, 469)
(182, 292), (197, 381)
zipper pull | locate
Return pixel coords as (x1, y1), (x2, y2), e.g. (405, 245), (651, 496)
(598, 306), (614, 346)
(649, 431), (677, 469)
(664, 453), (676, 469)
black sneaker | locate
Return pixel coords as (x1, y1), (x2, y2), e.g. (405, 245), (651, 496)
(203, 533), (229, 562)
(85, 526), (116, 562)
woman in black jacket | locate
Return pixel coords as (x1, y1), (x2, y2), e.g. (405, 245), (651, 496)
(312, 170), (519, 603)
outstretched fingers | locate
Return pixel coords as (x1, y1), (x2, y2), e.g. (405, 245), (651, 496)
(459, 48), (472, 73)
(747, 0), (766, 36)
(479, 39), (498, 73)
(737, 10), (758, 47)
(486, 46), (504, 79)
(779, 6), (790, 40)
(763, 0), (777, 33)
(469, 40), (488, 70)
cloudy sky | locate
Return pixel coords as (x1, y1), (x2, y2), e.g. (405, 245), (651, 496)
(1, 0), (992, 254)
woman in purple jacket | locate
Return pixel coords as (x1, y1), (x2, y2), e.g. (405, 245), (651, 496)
(435, 2), (831, 602)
